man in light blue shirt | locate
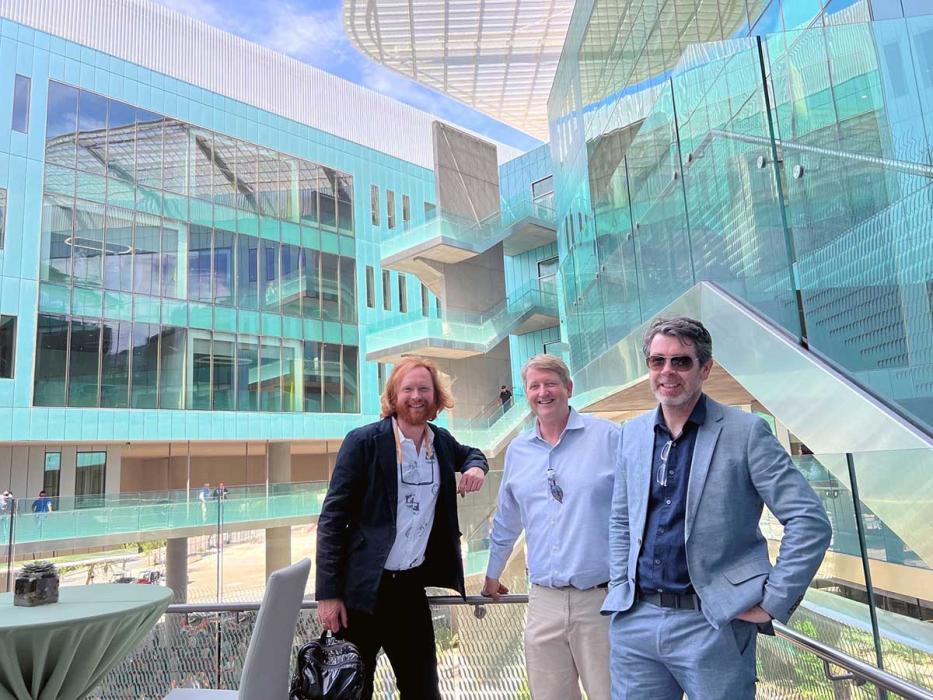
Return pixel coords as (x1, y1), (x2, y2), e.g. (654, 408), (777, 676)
(482, 355), (619, 700)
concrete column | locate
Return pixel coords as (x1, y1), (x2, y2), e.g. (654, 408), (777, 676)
(265, 442), (292, 578)
(165, 537), (188, 603)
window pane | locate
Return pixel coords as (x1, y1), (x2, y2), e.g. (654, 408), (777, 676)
(190, 129), (213, 202)
(160, 223), (183, 298)
(106, 99), (136, 183)
(75, 451), (106, 507)
(424, 201), (436, 221)
(100, 319), (130, 408)
(398, 274), (407, 313)
(158, 326), (187, 409)
(103, 206), (134, 292)
(45, 81), (78, 168)
(236, 141), (258, 212)
(130, 322), (158, 409)
(298, 161), (318, 224)
(322, 344), (341, 411)
(382, 270), (391, 311)
(282, 341), (300, 411)
(421, 283), (429, 317)
(0, 316), (15, 379)
(319, 168), (337, 228)
(342, 346), (359, 413)
(40, 196), (73, 283)
(387, 190), (396, 229)
(281, 243), (301, 317)
(260, 339), (282, 412)
(133, 212), (161, 297)
(188, 224), (212, 302)
(340, 257), (356, 323)
(68, 318), (101, 407)
(43, 453), (61, 498)
(301, 248), (321, 319)
(257, 149), (279, 218)
(321, 253), (340, 322)
(76, 91), (108, 175)
(162, 119), (189, 194)
(12, 75), (30, 133)
(261, 239), (280, 313)
(365, 265), (375, 308)
(212, 134), (238, 209)
(34, 314), (68, 406)
(72, 201), (105, 287)
(303, 341), (322, 412)
(337, 173), (353, 234)
(236, 335), (259, 411)
(402, 194), (410, 230)
(532, 176), (554, 199)
(135, 110), (163, 190)
(280, 157), (298, 222)
(213, 228), (235, 306)
(212, 334), (235, 410)
(370, 185), (380, 226)
(237, 233), (258, 309)
(188, 332), (212, 410)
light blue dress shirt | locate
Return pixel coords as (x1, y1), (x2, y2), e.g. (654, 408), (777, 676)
(486, 408), (620, 589)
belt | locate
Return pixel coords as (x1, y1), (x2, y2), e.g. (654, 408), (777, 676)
(638, 591), (702, 610)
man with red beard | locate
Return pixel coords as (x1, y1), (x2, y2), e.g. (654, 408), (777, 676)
(316, 357), (488, 699)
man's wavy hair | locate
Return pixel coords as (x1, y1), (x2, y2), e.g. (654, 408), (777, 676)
(380, 357), (455, 420)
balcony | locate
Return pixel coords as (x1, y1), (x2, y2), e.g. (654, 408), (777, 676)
(365, 280), (559, 364)
(380, 198), (557, 291)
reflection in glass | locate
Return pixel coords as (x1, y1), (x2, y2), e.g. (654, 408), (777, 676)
(337, 172), (353, 234)
(303, 341), (322, 412)
(133, 213), (161, 297)
(130, 322), (158, 408)
(237, 234), (258, 309)
(213, 228), (235, 306)
(68, 318), (101, 407)
(236, 336), (259, 411)
(72, 201), (105, 287)
(189, 332), (212, 410)
(76, 90), (108, 175)
(321, 253), (340, 322)
(212, 134), (238, 209)
(258, 148), (279, 218)
(212, 334), (235, 410)
(40, 196), (73, 283)
(298, 162), (318, 224)
(34, 314), (68, 406)
(158, 326), (186, 409)
(46, 81), (78, 168)
(301, 248), (321, 319)
(162, 120), (189, 194)
(260, 340), (282, 412)
(188, 225), (212, 302)
(342, 346), (358, 413)
(100, 319), (131, 408)
(282, 341), (300, 411)
(161, 223), (183, 298)
(340, 257), (356, 323)
(319, 168), (337, 228)
(190, 129), (213, 202)
(75, 451), (106, 506)
(106, 99), (136, 183)
(103, 207), (134, 291)
(281, 243), (301, 317)
(12, 74), (31, 134)
(322, 344), (341, 412)
(135, 110), (163, 190)
(261, 239), (280, 313)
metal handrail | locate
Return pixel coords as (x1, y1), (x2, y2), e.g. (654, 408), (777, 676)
(165, 595), (933, 699)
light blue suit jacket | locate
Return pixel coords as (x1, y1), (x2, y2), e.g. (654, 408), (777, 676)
(601, 396), (832, 629)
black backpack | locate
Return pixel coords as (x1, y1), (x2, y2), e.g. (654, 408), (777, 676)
(289, 632), (364, 700)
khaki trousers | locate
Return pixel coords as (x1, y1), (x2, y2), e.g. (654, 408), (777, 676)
(524, 583), (611, 700)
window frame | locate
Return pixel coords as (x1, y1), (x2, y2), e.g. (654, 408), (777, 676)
(12, 74), (31, 133)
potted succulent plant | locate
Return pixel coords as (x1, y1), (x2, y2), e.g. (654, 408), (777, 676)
(14, 561), (60, 607)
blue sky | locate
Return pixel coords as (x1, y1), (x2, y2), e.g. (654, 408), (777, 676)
(151, 0), (542, 152)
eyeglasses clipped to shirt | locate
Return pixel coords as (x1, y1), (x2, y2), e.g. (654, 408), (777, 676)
(546, 468), (564, 503)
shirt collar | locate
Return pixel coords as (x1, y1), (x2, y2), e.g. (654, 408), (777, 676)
(532, 407), (584, 442)
(391, 417), (435, 457)
(654, 393), (708, 432)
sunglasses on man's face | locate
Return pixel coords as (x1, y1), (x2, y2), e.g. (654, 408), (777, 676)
(646, 354), (695, 371)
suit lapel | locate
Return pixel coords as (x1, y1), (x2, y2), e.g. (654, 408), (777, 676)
(685, 400), (723, 541)
(631, 417), (655, 540)
(378, 421), (398, 523)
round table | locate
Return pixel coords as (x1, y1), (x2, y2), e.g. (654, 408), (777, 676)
(0, 583), (172, 700)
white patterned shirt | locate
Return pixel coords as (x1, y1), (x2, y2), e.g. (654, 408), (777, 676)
(385, 419), (440, 571)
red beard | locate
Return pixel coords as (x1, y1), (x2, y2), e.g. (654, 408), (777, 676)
(396, 400), (436, 425)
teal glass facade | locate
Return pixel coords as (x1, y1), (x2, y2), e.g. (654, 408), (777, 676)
(549, 4), (933, 433)
(0, 16), (437, 440)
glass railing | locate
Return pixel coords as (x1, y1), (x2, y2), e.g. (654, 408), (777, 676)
(365, 279), (559, 357)
(559, 17), (933, 436)
(381, 196), (557, 261)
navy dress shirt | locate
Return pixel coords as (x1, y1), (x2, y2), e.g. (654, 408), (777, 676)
(637, 394), (707, 595)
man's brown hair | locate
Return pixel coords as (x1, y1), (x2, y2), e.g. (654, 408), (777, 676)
(380, 357), (454, 420)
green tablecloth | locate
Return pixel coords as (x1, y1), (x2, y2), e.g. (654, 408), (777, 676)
(0, 583), (172, 700)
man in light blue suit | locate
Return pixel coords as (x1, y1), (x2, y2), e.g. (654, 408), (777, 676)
(602, 317), (831, 699)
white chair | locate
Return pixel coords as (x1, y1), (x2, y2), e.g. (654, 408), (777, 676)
(165, 557), (312, 700)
